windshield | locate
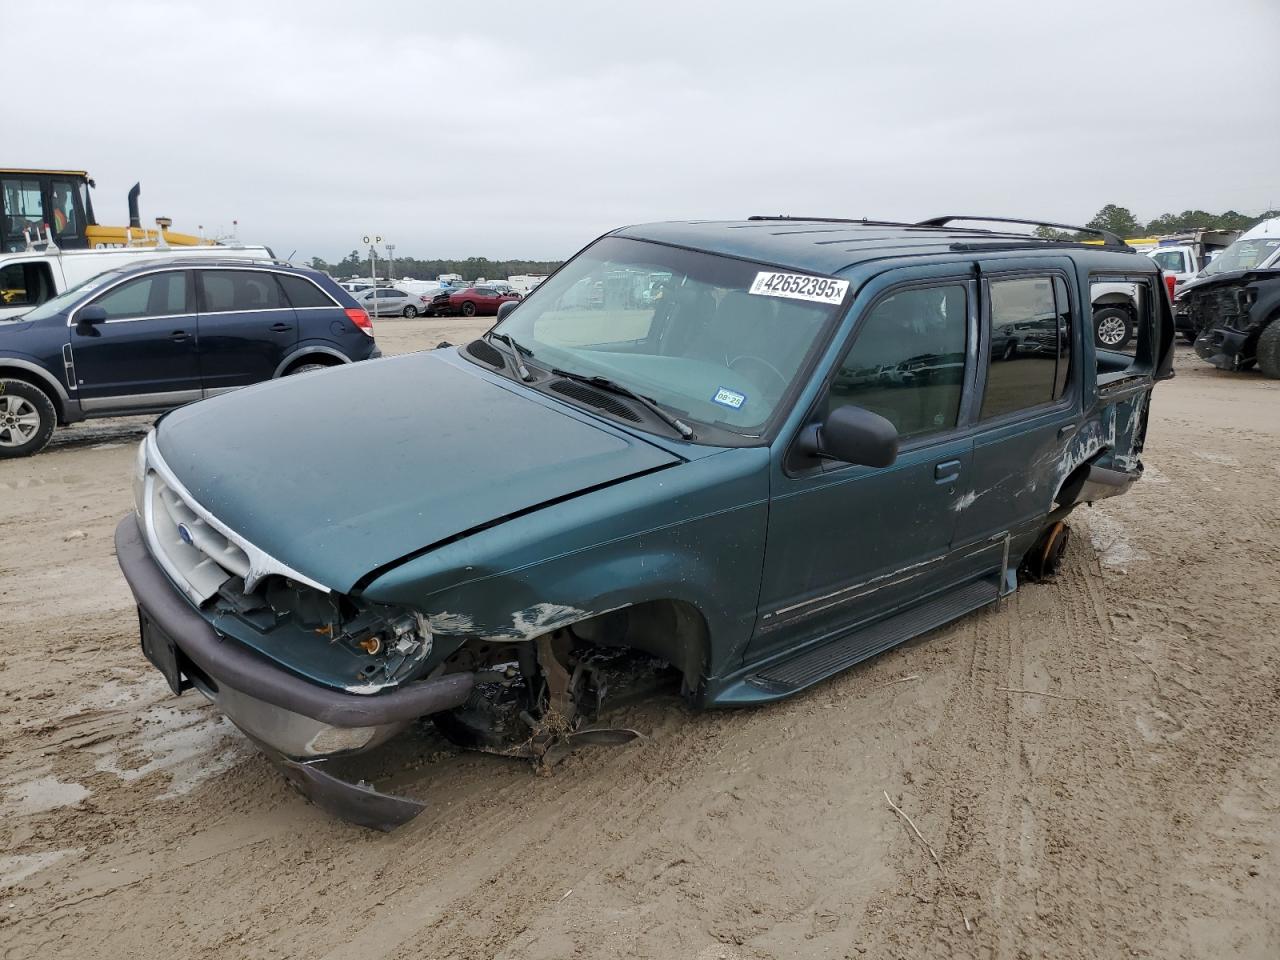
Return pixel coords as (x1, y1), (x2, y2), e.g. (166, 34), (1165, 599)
(18, 270), (122, 322)
(488, 236), (847, 436)
(1199, 236), (1280, 277)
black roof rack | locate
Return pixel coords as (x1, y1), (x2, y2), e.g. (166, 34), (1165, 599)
(747, 214), (1130, 249)
(916, 215), (1128, 248)
(747, 215), (923, 229)
(947, 240), (1097, 254)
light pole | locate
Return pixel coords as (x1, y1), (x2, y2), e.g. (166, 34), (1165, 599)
(386, 243), (395, 282)
(363, 234), (382, 319)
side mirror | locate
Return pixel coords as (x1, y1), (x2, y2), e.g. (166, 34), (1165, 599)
(798, 405), (898, 467)
(78, 305), (108, 325)
(495, 300), (519, 323)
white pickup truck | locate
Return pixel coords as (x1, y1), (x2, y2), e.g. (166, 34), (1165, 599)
(1145, 229), (1238, 293)
(1087, 231), (1238, 348)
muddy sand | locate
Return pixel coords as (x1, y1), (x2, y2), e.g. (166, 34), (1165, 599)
(1, 320), (1277, 959)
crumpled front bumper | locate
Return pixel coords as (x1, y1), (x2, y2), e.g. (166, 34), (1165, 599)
(1194, 326), (1249, 370)
(114, 513), (475, 829)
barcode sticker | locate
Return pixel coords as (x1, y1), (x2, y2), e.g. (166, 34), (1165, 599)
(749, 271), (849, 305)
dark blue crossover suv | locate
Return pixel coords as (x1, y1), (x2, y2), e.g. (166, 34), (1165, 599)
(0, 259), (379, 457)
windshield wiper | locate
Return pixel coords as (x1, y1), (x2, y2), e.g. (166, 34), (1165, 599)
(484, 331), (534, 382)
(550, 367), (694, 439)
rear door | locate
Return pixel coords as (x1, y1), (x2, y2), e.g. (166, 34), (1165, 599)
(950, 260), (1078, 583)
(196, 268), (299, 394)
(275, 272), (346, 345)
(385, 289), (410, 314)
(70, 269), (201, 408)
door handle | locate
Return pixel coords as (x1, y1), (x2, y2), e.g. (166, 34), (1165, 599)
(1057, 424), (1076, 439)
(934, 459), (962, 483)
(270, 323), (293, 332)
(170, 330), (188, 342)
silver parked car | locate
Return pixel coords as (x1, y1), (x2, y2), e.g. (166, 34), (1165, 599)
(351, 286), (428, 318)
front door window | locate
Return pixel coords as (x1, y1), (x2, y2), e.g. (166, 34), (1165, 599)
(1150, 249), (1185, 274)
(826, 283), (967, 442)
(2, 179), (45, 249)
(91, 272), (189, 320)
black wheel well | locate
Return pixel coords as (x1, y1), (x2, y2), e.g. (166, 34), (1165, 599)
(1092, 300), (1135, 319)
(566, 598), (710, 699)
(0, 368), (62, 422)
(281, 353), (343, 375)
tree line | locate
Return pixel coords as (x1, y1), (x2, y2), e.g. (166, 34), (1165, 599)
(310, 251), (563, 281)
(1038, 204), (1279, 240)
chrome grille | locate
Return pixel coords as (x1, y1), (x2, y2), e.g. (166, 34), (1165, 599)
(137, 431), (330, 606)
(148, 475), (248, 603)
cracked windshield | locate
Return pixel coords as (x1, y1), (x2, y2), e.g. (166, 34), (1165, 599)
(491, 236), (846, 433)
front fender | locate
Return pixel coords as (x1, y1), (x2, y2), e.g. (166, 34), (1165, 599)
(360, 446), (772, 682)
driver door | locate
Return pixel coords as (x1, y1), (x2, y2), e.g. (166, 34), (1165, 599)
(71, 269), (201, 409)
(750, 275), (976, 660)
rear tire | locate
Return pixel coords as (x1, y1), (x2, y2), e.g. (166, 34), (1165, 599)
(402, 305), (419, 318)
(1181, 330), (1198, 344)
(1023, 521), (1071, 581)
(286, 362), (330, 376)
(0, 378), (56, 459)
(1256, 320), (1280, 379)
(1093, 307), (1133, 350)
(461, 301), (477, 317)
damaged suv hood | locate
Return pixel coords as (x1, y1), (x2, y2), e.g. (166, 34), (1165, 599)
(155, 351), (680, 593)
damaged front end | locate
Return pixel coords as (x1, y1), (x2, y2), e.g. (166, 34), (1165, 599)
(1185, 271), (1279, 371)
(119, 433), (479, 828)
(117, 433), (649, 829)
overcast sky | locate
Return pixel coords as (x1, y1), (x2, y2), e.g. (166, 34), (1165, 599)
(20, 0), (1280, 263)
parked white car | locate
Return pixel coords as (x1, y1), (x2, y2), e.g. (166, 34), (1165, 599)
(349, 286), (431, 317)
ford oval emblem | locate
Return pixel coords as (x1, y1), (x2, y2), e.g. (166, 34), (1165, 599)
(177, 523), (194, 545)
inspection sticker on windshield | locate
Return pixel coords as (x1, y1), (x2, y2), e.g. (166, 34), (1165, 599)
(749, 271), (848, 305)
(712, 387), (746, 410)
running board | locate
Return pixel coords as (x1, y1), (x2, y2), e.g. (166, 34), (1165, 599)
(748, 577), (999, 693)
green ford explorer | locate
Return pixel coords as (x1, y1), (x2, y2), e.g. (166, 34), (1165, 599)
(116, 215), (1174, 828)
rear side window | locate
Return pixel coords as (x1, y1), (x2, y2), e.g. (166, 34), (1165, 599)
(200, 270), (286, 312)
(1150, 249), (1185, 273)
(276, 274), (335, 308)
(826, 283), (968, 441)
(0, 261), (56, 307)
(980, 276), (1068, 420)
(91, 271), (188, 320)
(1090, 278), (1154, 379)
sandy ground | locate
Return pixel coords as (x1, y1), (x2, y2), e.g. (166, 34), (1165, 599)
(1, 320), (1278, 959)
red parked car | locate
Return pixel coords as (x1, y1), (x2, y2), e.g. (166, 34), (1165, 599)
(429, 285), (521, 317)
